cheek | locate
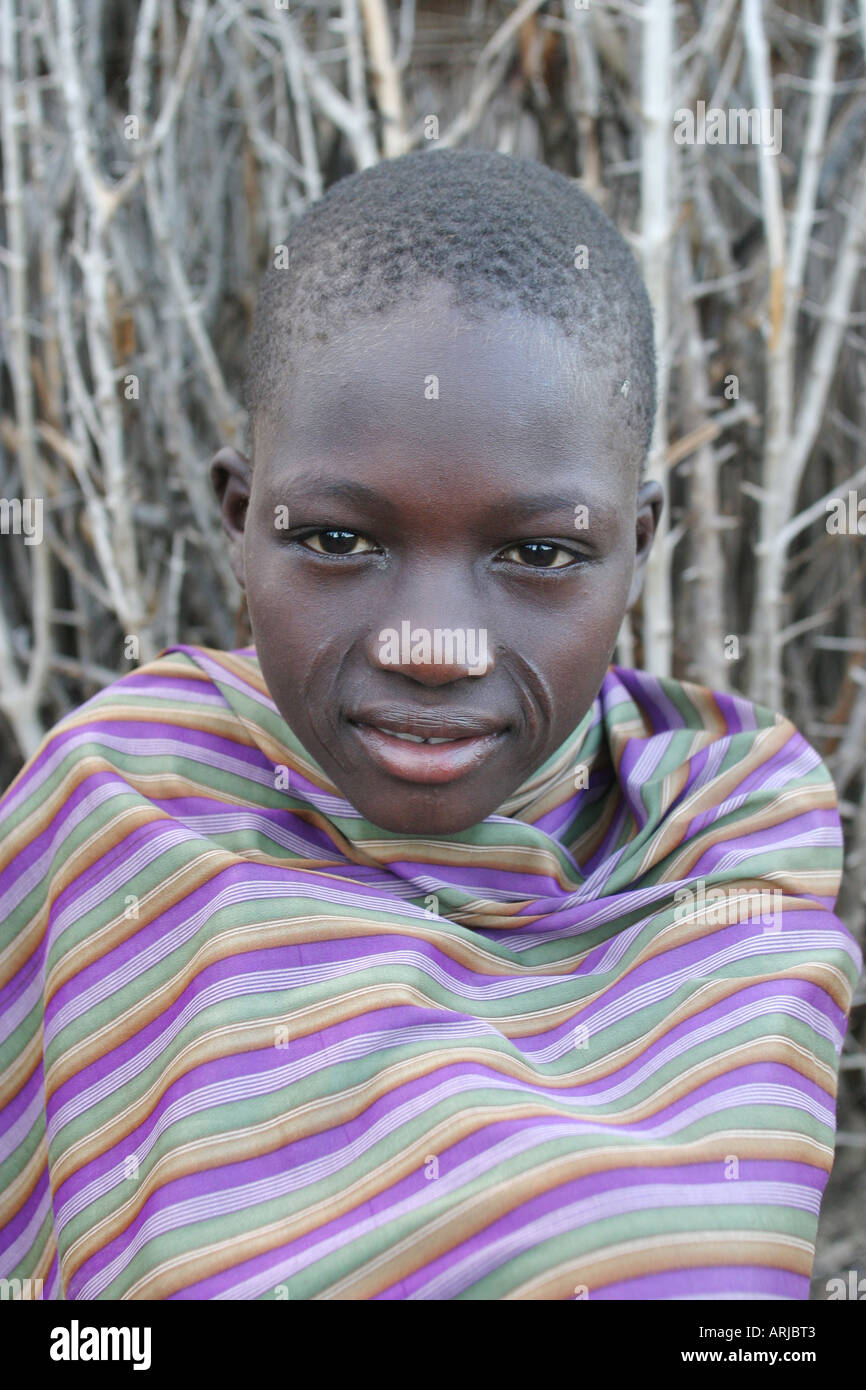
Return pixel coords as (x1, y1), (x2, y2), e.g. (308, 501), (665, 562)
(533, 578), (629, 688)
(246, 542), (360, 633)
(511, 565), (629, 652)
(244, 548), (304, 634)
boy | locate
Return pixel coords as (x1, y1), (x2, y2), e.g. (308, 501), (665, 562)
(0, 150), (860, 1300)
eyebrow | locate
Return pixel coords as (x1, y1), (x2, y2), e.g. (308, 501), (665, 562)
(268, 474), (398, 514)
(269, 474), (612, 524)
(485, 491), (606, 520)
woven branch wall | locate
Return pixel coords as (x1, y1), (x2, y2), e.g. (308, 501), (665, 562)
(0, 0), (864, 1286)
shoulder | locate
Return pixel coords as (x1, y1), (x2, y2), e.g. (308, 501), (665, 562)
(602, 665), (847, 911)
(59, 644), (257, 726)
(0, 645), (260, 826)
(604, 664), (831, 786)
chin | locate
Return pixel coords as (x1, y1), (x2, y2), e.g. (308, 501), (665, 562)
(359, 795), (490, 837)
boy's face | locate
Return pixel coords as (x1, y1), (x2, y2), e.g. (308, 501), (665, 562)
(213, 281), (661, 835)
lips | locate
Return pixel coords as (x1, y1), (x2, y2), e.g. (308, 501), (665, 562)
(347, 708), (509, 784)
(350, 708), (506, 740)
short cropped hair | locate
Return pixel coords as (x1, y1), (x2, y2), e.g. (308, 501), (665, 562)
(243, 148), (657, 470)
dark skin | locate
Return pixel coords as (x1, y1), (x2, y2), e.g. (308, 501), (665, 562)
(212, 279), (662, 836)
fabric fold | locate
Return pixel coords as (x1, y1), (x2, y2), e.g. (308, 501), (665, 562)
(0, 645), (860, 1300)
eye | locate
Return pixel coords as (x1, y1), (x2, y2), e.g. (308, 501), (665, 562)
(499, 541), (583, 569)
(298, 528), (380, 556)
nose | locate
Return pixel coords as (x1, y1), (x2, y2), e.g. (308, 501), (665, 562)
(367, 599), (495, 686)
(365, 554), (498, 683)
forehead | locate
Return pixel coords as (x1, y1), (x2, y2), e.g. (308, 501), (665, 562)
(254, 280), (635, 490)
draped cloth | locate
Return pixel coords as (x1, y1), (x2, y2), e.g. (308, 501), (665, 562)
(0, 644), (860, 1301)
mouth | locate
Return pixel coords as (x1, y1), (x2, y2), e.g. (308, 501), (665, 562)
(347, 711), (509, 784)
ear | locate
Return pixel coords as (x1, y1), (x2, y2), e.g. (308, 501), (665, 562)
(626, 478), (663, 609)
(210, 445), (251, 589)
